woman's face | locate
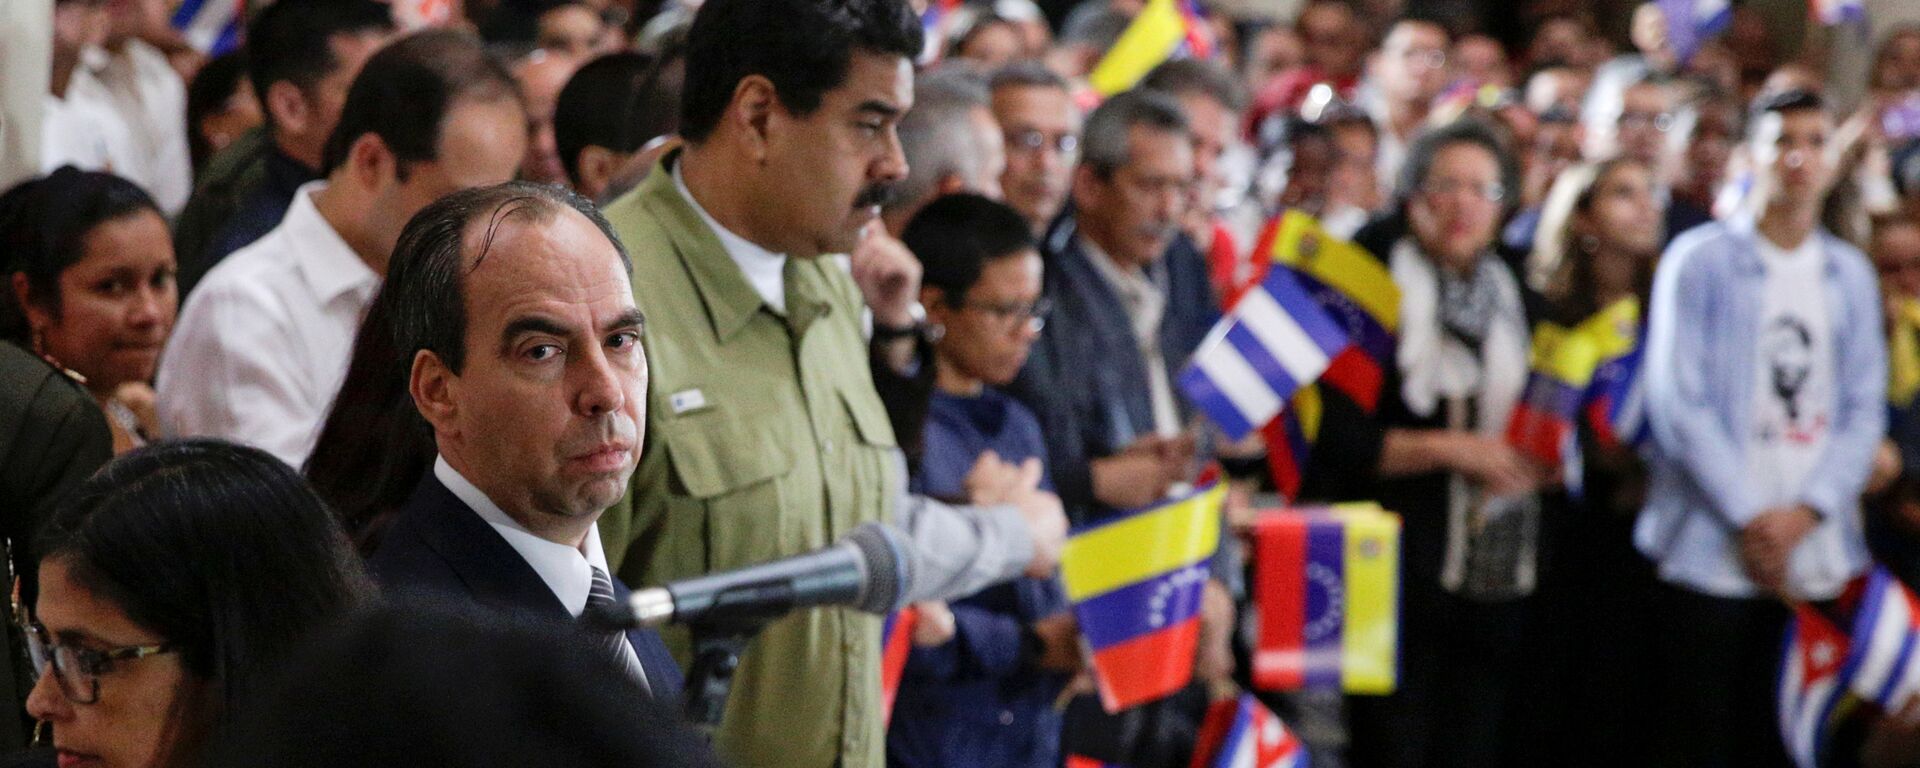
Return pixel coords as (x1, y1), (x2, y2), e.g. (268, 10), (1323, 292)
(1580, 162), (1662, 258)
(1408, 142), (1505, 273)
(23, 211), (177, 395)
(930, 250), (1045, 387)
(26, 559), (188, 768)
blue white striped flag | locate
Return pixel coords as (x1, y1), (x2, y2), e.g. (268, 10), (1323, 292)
(1179, 268), (1351, 441)
(1658, 0), (1732, 64)
(1811, 0), (1866, 28)
(172, 0), (245, 56)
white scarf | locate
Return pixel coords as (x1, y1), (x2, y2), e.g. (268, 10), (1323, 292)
(1390, 238), (1529, 437)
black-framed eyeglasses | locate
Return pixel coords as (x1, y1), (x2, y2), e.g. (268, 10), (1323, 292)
(1420, 177), (1506, 204)
(1618, 110), (1675, 132)
(959, 297), (1052, 332)
(1006, 129), (1079, 156)
(24, 622), (180, 705)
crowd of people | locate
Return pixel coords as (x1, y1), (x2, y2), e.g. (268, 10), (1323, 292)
(7, 0), (1920, 766)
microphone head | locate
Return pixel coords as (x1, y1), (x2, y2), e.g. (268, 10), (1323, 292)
(845, 522), (912, 613)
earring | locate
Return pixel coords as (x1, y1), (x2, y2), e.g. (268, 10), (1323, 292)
(1580, 234), (1601, 253)
(926, 323), (945, 343)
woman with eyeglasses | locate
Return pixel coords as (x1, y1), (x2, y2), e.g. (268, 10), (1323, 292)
(19, 439), (371, 768)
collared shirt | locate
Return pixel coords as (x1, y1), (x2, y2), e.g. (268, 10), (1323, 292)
(1078, 235), (1181, 437)
(41, 85), (136, 179)
(672, 162), (789, 314)
(433, 455), (648, 692)
(69, 42), (191, 215)
(156, 181), (380, 468)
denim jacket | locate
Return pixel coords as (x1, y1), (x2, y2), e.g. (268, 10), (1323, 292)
(1636, 218), (1886, 600)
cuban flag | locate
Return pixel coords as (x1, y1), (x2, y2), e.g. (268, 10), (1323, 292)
(879, 605), (920, 726)
(1657, 0), (1732, 64)
(171, 0), (245, 56)
(1811, 0), (1866, 27)
(1252, 505), (1400, 695)
(1189, 694), (1309, 768)
(1179, 268), (1351, 442)
(1061, 484), (1224, 712)
(1256, 210), (1400, 414)
(1839, 569), (1920, 711)
(917, 0), (964, 65)
(1779, 604), (1855, 768)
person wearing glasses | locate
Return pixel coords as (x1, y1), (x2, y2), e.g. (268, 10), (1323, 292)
(20, 439), (370, 768)
(988, 62), (1082, 238)
(1360, 16), (1451, 197)
(887, 194), (1076, 768)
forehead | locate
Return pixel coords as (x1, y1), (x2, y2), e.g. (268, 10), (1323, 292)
(1123, 125), (1193, 172)
(1429, 141), (1498, 177)
(994, 84), (1074, 124)
(458, 206), (632, 323)
(1387, 23), (1446, 50)
(819, 51), (913, 111)
(1755, 108), (1830, 139)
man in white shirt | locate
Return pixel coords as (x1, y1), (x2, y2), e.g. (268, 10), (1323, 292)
(69, 3), (194, 215)
(365, 181), (680, 698)
(1358, 17), (1450, 197)
(156, 30), (527, 468)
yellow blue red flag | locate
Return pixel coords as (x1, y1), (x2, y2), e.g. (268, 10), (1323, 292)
(1252, 504), (1399, 695)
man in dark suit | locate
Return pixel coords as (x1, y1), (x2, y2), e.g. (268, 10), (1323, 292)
(0, 341), (111, 748)
(364, 181), (681, 700)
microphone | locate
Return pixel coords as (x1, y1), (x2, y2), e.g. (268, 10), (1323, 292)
(590, 522), (913, 630)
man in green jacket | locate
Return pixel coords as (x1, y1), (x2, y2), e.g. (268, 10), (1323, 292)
(599, 0), (1065, 765)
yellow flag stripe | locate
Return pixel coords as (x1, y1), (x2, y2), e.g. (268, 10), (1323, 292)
(1270, 211), (1400, 331)
(1535, 297), (1639, 385)
(1086, 0), (1185, 96)
(1294, 383), (1323, 442)
(1061, 484), (1224, 601)
(1337, 505), (1399, 694)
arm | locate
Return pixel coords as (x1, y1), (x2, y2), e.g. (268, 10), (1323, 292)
(1643, 240), (1763, 528)
(903, 603), (1030, 683)
(156, 286), (321, 467)
(1798, 257), (1889, 519)
(889, 449), (1038, 604)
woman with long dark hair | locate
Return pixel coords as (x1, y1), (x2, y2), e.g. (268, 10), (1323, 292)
(20, 440), (371, 767)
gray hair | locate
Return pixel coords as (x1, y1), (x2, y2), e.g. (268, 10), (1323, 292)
(889, 69), (994, 215)
(988, 59), (1069, 93)
(1079, 88), (1189, 179)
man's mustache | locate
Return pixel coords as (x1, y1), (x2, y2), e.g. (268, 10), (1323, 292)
(853, 183), (898, 209)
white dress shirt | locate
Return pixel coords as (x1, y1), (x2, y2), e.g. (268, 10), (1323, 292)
(66, 42), (191, 214)
(672, 162), (789, 313)
(41, 77), (138, 179)
(156, 181), (379, 468)
(432, 455), (649, 692)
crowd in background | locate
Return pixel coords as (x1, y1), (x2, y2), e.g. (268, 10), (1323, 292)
(7, 0), (1920, 766)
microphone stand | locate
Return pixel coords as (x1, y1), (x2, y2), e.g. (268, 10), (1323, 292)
(678, 583), (805, 735)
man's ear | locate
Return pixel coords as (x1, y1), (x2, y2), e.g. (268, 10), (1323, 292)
(575, 145), (621, 200)
(410, 348), (458, 438)
(345, 132), (396, 191)
(920, 284), (949, 319)
(264, 80), (310, 138)
(1071, 164), (1103, 212)
(729, 74), (779, 165)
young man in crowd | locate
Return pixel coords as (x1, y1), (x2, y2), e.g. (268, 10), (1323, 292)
(989, 62), (1082, 238)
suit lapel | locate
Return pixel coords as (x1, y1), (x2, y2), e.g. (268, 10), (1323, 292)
(404, 476), (573, 623)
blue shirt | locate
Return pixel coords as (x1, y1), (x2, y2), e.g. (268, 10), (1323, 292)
(890, 388), (1069, 768)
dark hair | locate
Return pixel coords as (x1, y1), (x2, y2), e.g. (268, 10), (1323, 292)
(988, 59), (1070, 93)
(554, 52), (679, 188)
(902, 193), (1036, 301)
(1139, 58), (1249, 114)
(204, 604), (718, 768)
(1394, 118), (1520, 214)
(0, 168), (161, 343)
(306, 182), (630, 548)
(1534, 157), (1657, 320)
(1747, 88), (1826, 139)
(185, 50), (250, 170)
(320, 29), (522, 176)
(677, 0), (923, 143)
(1080, 88), (1190, 179)
(244, 0), (394, 119)
(36, 440), (371, 763)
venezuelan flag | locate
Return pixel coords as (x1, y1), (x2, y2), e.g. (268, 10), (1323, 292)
(1888, 299), (1920, 408)
(1062, 484), (1225, 712)
(1252, 504), (1399, 695)
(1258, 210), (1399, 413)
(1508, 298), (1639, 467)
(879, 605), (920, 726)
(1261, 384), (1322, 500)
(1087, 0), (1213, 96)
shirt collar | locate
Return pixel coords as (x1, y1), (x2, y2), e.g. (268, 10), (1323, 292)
(433, 455), (608, 618)
(672, 162), (788, 314)
(285, 181), (381, 307)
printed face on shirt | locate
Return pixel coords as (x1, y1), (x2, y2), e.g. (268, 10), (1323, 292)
(761, 51), (913, 257)
(439, 206), (646, 526)
(25, 210), (177, 396)
(26, 558), (191, 768)
(932, 249), (1045, 387)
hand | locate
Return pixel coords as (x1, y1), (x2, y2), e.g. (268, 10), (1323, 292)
(1194, 579), (1236, 685)
(1448, 435), (1543, 496)
(1863, 693), (1920, 768)
(1090, 434), (1192, 509)
(1740, 505), (1821, 599)
(910, 601), (956, 647)
(964, 451), (1039, 507)
(1870, 439), (1904, 496)
(849, 225), (922, 329)
(1030, 612), (1083, 673)
(1016, 490), (1067, 579)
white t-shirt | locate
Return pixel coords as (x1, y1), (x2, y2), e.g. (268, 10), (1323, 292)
(1746, 233), (1833, 512)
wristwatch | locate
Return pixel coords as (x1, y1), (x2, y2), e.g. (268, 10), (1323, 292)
(872, 301), (926, 341)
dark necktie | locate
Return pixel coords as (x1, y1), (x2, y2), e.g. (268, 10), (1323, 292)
(588, 565), (650, 695)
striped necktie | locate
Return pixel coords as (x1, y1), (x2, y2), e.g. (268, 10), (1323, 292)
(588, 565), (650, 695)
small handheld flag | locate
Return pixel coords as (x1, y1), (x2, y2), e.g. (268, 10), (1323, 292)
(1087, 0), (1214, 96)
(1189, 694), (1309, 768)
(1252, 505), (1400, 695)
(1779, 603), (1855, 768)
(1657, 0), (1733, 64)
(1257, 210), (1399, 413)
(880, 605), (920, 727)
(1179, 269), (1352, 442)
(1062, 484), (1225, 712)
(1508, 298), (1640, 468)
(171, 0), (245, 56)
